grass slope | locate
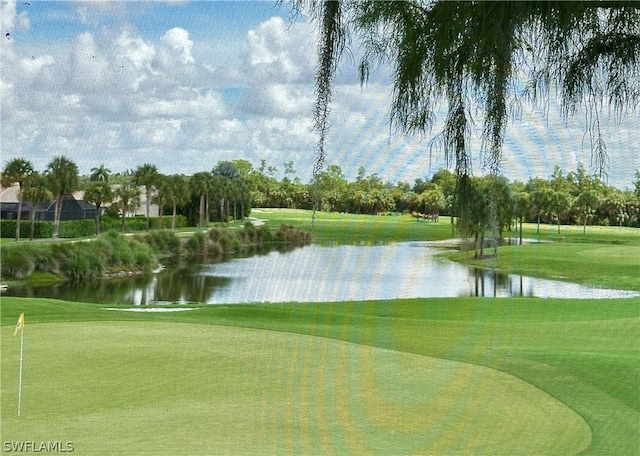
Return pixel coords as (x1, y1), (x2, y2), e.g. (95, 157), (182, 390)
(2, 297), (638, 455)
(446, 242), (640, 291)
(261, 209), (640, 291)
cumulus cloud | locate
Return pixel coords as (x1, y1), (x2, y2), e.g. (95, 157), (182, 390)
(1, 2), (326, 179)
(1, 3), (636, 187)
(159, 27), (194, 66)
(244, 16), (316, 83)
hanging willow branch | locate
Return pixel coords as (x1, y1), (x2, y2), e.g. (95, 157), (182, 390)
(299, 0), (347, 225)
(299, 0), (639, 230)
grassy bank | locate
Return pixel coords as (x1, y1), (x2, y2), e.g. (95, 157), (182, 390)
(2, 297), (638, 455)
(257, 209), (455, 244)
(446, 242), (640, 291)
(260, 209), (640, 291)
(0, 223), (310, 285)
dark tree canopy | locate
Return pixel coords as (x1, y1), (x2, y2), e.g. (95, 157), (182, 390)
(299, 1), (639, 226)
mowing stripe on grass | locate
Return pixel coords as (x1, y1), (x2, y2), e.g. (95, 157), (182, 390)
(2, 321), (590, 455)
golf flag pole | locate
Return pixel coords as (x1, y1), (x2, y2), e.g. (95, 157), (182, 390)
(14, 312), (25, 416)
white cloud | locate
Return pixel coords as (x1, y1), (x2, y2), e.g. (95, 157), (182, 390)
(114, 29), (156, 70)
(1, 0), (21, 33)
(244, 16), (316, 83)
(1, 5), (637, 189)
(159, 27), (194, 65)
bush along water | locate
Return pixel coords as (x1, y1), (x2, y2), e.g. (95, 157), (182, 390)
(1, 224), (310, 284)
(183, 222), (310, 257)
(1, 231), (157, 283)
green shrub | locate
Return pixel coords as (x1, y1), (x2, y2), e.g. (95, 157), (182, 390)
(141, 230), (181, 254)
(186, 231), (209, 254)
(242, 221), (257, 243)
(0, 220), (53, 239)
(89, 237), (114, 262)
(101, 215), (189, 232)
(256, 225), (273, 243)
(209, 227), (236, 252)
(131, 242), (155, 270)
(1, 247), (35, 279)
(98, 231), (133, 266)
(275, 224), (311, 245)
(208, 240), (224, 257)
(62, 253), (91, 281)
(31, 246), (60, 274)
(58, 219), (96, 238)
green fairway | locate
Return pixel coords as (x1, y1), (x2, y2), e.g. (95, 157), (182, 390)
(257, 209), (455, 244)
(2, 297), (638, 455)
(446, 241), (640, 291)
(260, 209), (640, 291)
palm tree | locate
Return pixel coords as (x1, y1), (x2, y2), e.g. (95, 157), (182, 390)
(90, 164), (111, 183)
(134, 163), (160, 230)
(190, 172), (213, 228)
(45, 156), (79, 239)
(1, 158), (34, 241)
(21, 172), (51, 240)
(84, 181), (114, 235)
(114, 181), (140, 233)
(164, 174), (190, 230)
(153, 175), (169, 229)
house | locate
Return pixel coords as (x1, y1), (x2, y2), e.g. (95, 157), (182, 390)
(1, 182), (159, 221)
(0, 183), (97, 221)
(35, 195), (97, 221)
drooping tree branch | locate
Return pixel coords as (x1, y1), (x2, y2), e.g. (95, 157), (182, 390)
(300, 0), (639, 230)
(300, 0), (347, 224)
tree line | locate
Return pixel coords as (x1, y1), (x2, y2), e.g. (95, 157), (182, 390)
(2, 156), (639, 243)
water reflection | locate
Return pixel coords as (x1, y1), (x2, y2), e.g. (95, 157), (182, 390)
(5, 242), (638, 304)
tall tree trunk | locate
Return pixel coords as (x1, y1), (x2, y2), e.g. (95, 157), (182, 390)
(205, 193), (210, 225)
(94, 203), (102, 235)
(29, 209), (36, 241)
(474, 233), (480, 259)
(52, 195), (62, 239)
(15, 191), (23, 241)
(519, 215), (523, 245)
(198, 194), (205, 228)
(146, 187), (151, 230)
(172, 205), (177, 230)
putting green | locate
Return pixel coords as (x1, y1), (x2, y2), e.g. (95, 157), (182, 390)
(2, 322), (590, 455)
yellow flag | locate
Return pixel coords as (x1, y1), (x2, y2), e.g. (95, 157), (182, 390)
(14, 312), (24, 336)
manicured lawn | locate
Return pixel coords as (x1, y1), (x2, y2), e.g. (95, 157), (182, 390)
(2, 297), (639, 455)
(260, 209), (640, 291)
(256, 208), (455, 244)
(2, 210), (638, 454)
(446, 242), (640, 291)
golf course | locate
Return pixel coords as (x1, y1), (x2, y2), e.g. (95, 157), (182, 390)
(2, 210), (639, 455)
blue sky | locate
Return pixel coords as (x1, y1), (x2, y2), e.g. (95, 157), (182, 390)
(1, 1), (638, 189)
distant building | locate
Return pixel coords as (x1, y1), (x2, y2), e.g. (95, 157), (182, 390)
(35, 195), (98, 221)
(0, 183), (97, 221)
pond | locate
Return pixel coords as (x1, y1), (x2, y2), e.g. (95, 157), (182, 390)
(5, 242), (638, 304)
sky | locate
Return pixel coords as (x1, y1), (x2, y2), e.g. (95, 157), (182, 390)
(1, 0), (638, 189)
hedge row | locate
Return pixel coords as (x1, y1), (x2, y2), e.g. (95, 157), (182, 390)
(0, 220), (53, 239)
(1, 231), (158, 281)
(0, 215), (188, 239)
